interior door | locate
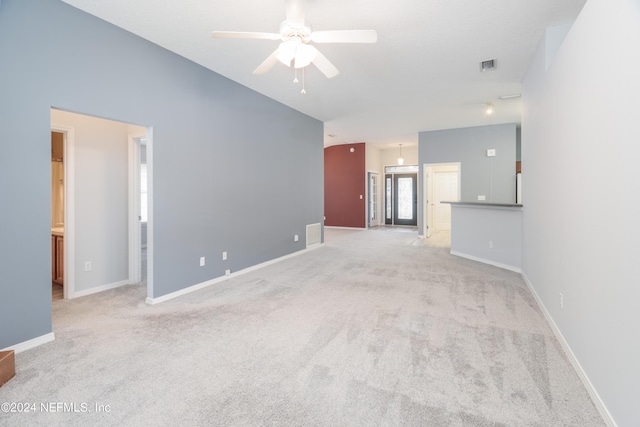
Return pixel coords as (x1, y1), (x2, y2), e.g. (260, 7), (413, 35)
(425, 167), (434, 237)
(368, 172), (379, 227)
(385, 174), (393, 225)
(434, 171), (458, 230)
(393, 173), (417, 226)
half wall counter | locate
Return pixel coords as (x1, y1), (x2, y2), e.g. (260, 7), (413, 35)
(443, 201), (523, 272)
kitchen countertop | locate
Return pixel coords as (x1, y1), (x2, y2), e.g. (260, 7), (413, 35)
(442, 201), (522, 208)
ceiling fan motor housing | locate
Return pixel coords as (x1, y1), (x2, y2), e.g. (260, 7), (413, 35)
(279, 20), (312, 42)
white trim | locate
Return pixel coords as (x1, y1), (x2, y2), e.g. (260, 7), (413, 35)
(72, 280), (130, 298)
(450, 250), (521, 273)
(127, 132), (146, 285)
(521, 273), (617, 427)
(51, 123), (75, 300)
(1, 333), (55, 354)
(146, 128), (154, 300)
(324, 226), (367, 230)
(146, 244), (325, 305)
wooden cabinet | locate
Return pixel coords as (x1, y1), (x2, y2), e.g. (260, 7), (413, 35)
(52, 234), (64, 285)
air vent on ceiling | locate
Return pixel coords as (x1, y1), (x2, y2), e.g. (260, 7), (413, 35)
(480, 59), (497, 72)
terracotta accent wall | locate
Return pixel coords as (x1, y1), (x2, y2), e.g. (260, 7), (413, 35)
(324, 143), (366, 228)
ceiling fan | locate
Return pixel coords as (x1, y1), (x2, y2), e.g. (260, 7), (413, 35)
(211, 0), (377, 82)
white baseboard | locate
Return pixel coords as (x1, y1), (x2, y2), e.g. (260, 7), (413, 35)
(521, 272), (617, 427)
(324, 226), (367, 230)
(1, 332), (55, 354)
(72, 279), (130, 299)
(146, 244), (325, 305)
(450, 250), (522, 273)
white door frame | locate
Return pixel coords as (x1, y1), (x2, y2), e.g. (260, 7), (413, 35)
(127, 132), (144, 285)
(146, 128), (154, 300)
(53, 116), (152, 300)
(51, 123), (75, 299)
(128, 128), (153, 300)
(423, 162), (461, 238)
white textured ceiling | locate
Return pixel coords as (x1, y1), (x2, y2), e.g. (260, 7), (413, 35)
(61, 0), (586, 148)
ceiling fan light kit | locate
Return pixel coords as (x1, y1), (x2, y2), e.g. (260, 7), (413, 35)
(211, 0), (377, 93)
(277, 38), (317, 69)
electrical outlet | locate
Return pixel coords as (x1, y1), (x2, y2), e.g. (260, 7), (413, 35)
(559, 293), (564, 309)
(489, 241), (493, 249)
(84, 261), (92, 272)
(478, 195), (486, 201)
(222, 251), (227, 261)
(487, 149), (496, 157)
(200, 257), (205, 267)
(294, 234), (299, 242)
(225, 269), (231, 276)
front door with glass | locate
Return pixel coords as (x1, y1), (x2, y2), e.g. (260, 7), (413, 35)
(385, 172), (417, 226)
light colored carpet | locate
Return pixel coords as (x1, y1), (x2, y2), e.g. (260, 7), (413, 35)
(1, 228), (603, 426)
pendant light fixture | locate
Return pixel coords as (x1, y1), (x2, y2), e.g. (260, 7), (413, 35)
(397, 144), (404, 165)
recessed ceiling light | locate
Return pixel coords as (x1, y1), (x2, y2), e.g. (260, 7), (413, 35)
(485, 102), (494, 115)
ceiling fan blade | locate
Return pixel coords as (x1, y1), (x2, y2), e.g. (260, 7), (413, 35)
(311, 30), (378, 44)
(212, 31), (281, 40)
(253, 49), (281, 75)
(285, 0), (305, 28)
(311, 49), (339, 79)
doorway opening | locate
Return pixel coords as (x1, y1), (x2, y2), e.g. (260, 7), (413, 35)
(424, 163), (460, 241)
(128, 135), (148, 287)
(50, 123), (75, 301)
(50, 108), (151, 303)
(384, 165), (418, 226)
(51, 131), (65, 301)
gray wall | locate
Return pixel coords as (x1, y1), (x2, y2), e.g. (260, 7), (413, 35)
(0, 0), (323, 349)
(418, 123), (517, 235)
(522, 0), (639, 424)
(450, 205), (522, 271)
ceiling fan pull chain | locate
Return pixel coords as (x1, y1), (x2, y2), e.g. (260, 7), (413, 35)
(293, 67), (299, 84)
(301, 67), (306, 94)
